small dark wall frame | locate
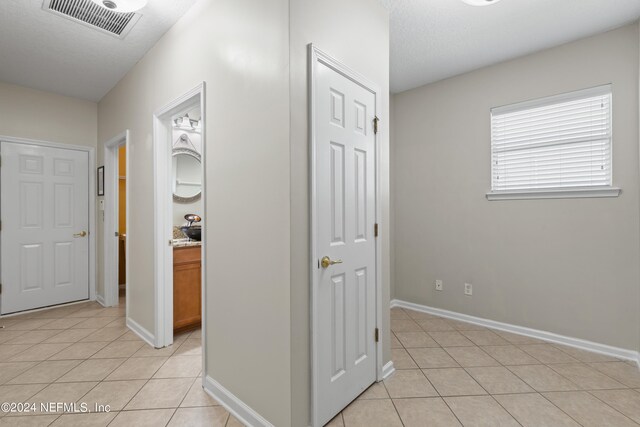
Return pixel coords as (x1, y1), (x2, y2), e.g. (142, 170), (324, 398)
(97, 166), (105, 196)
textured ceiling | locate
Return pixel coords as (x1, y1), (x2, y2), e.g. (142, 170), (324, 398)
(0, 0), (196, 101)
(382, 0), (640, 93)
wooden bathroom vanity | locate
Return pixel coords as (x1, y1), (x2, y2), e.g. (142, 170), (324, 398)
(173, 244), (202, 331)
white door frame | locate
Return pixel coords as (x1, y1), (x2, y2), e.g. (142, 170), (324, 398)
(308, 45), (384, 427)
(0, 135), (97, 310)
(153, 82), (206, 351)
(103, 131), (130, 308)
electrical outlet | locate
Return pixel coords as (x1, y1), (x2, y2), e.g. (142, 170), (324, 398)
(464, 283), (473, 296)
(435, 280), (443, 291)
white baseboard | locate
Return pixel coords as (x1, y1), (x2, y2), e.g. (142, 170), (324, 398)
(96, 295), (107, 307)
(126, 317), (155, 348)
(382, 361), (395, 380)
(203, 375), (274, 427)
(391, 299), (639, 364)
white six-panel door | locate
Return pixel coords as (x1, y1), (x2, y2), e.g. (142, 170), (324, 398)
(314, 58), (378, 426)
(1, 142), (89, 314)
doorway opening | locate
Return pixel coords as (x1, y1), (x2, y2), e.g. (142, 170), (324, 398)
(153, 83), (206, 354)
(103, 131), (129, 310)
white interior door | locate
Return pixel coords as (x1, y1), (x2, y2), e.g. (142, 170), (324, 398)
(1, 142), (89, 314)
(314, 59), (378, 425)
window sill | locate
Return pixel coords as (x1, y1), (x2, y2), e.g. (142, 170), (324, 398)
(486, 187), (622, 201)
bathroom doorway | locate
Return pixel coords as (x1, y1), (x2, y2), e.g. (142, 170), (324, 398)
(153, 83), (206, 351)
(103, 131), (129, 309)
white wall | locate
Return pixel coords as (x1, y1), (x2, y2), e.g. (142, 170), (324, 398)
(97, 0), (292, 425)
(392, 23), (640, 351)
(289, 1), (390, 425)
(0, 82), (97, 146)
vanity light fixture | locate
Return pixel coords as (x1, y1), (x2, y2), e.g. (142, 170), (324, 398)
(91, 0), (147, 13)
(462, 0), (502, 6)
(173, 114), (200, 131)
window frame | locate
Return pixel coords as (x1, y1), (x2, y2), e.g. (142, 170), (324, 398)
(486, 85), (621, 201)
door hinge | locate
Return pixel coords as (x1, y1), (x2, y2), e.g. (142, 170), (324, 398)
(168, 239), (173, 246)
(115, 231), (119, 237)
(375, 327), (379, 342)
(373, 116), (379, 135)
(374, 223), (379, 238)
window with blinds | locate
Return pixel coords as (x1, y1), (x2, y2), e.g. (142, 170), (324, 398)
(490, 85), (615, 197)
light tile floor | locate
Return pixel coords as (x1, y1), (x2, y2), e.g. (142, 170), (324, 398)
(3, 302), (640, 426)
(0, 298), (241, 427)
(327, 307), (640, 427)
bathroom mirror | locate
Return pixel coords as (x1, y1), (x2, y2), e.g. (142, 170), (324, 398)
(172, 148), (201, 203)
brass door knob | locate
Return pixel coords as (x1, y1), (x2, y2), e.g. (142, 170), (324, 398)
(321, 256), (343, 269)
(73, 231), (87, 238)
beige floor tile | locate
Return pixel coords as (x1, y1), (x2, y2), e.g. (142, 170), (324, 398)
(0, 332), (27, 345)
(549, 363), (626, 390)
(92, 308), (121, 318)
(90, 341), (144, 359)
(44, 329), (97, 344)
(0, 384), (46, 404)
(5, 319), (55, 331)
(36, 318), (85, 330)
(544, 391), (637, 427)
(48, 342), (109, 360)
(132, 343), (178, 358)
(225, 415), (245, 427)
(0, 363), (38, 385)
(407, 348), (459, 369)
(172, 340), (201, 357)
(394, 332), (439, 348)
(108, 409), (175, 427)
(56, 358), (125, 382)
(0, 415), (60, 426)
(390, 333), (402, 349)
(71, 318), (117, 330)
(590, 389), (640, 423)
(390, 308), (410, 320)
(125, 378), (193, 410)
(590, 362), (640, 388)
(342, 399), (402, 427)
(444, 346), (500, 367)
(180, 380), (219, 407)
(325, 413), (344, 427)
(0, 345), (32, 360)
(167, 407), (229, 427)
(417, 319), (456, 332)
(79, 327), (127, 342)
(115, 331), (142, 341)
(467, 366), (534, 394)
(49, 412), (116, 427)
(507, 365), (579, 392)
(428, 332), (474, 347)
(445, 395), (520, 426)
(481, 345), (540, 365)
(460, 330), (510, 346)
(105, 357), (168, 381)
(423, 368), (486, 396)
(405, 310), (440, 321)
(383, 369), (437, 398)
(390, 319), (422, 333)
(80, 380), (146, 411)
(8, 360), (81, 384)
(9, 343), (71, 362)
(494, 393), (580, 427)
(391, 348), (418, 369)
(5, 330), (62, 345)
(447, 320), (488, 331)
(357, 382), (388, 400)
(189, 329), (201, 340)
(493, 331), (545, 345)
(552, 345), (619, 363)
(28, 382), (98, 414)
(519, 344), (579, 364)
(154, 356), (201, 379)
(65, 308), (105, 319)
(393, 397), (461, 426)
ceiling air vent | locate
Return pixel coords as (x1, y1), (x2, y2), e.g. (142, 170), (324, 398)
(43, 0), (141, 38)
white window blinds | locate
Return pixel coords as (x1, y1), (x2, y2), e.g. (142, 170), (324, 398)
(490, 85), (612, 193)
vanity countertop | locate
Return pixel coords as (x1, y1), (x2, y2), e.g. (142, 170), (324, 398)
(172, 239), (202, 248)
